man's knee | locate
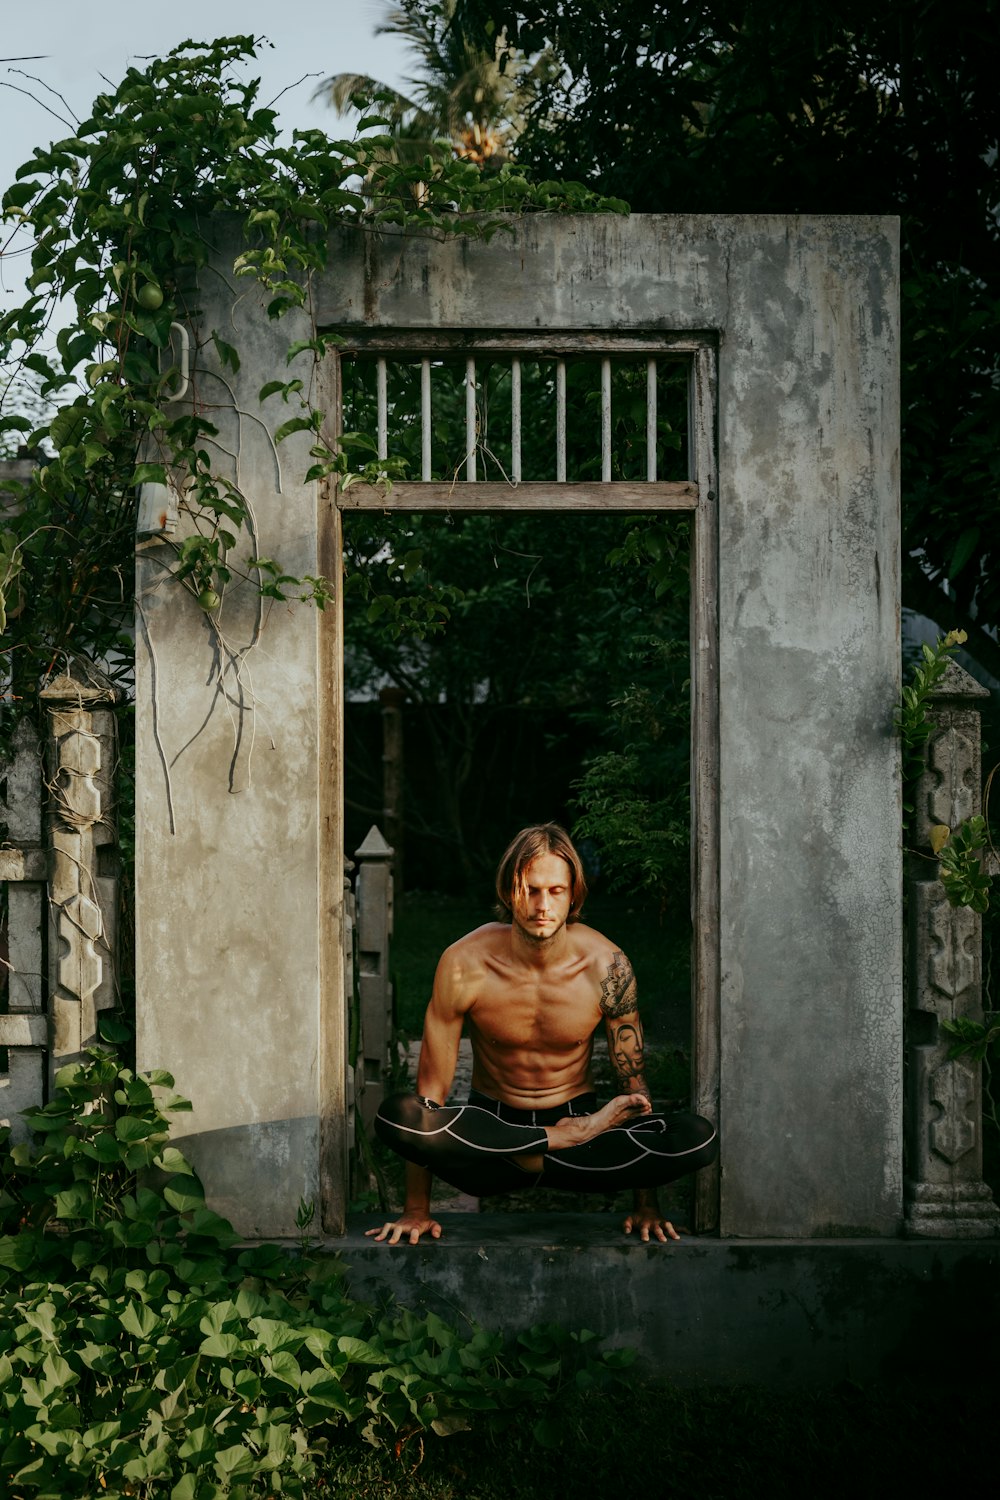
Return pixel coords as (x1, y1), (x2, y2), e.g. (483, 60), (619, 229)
(374, 1092), (437, 1161)
(684, 1112), (718, 1172)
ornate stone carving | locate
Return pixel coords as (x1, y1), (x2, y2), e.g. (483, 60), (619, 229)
(927, 1058), (976, 1163)
(926, 726), (978, 830)
(0, 719), (45, 1142)
(40, 664), (122, 1086)
(911, 880), (979, 1013)
(904, 659), (999, 1237)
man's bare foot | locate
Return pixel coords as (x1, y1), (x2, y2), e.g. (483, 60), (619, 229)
(544, 1093), (651, 1150)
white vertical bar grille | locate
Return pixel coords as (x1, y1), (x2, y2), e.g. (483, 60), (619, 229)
(601, 358), (612, 483)
(421, 358), (431, 481)
(511, 357), (522, 483)
(646, 357), (657, 482)
(465, 357), (477, 481)
(555, 360), (567, 482)
(376, 358), (388, 462)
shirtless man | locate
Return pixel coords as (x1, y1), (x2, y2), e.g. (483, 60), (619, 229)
(368, 823), (717, 1246)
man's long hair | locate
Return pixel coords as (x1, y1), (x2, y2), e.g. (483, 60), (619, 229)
(494, 822), (588, 924)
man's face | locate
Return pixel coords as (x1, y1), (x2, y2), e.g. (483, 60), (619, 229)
(512, 852), (573, 943)
(613, 1023), (644, 1079)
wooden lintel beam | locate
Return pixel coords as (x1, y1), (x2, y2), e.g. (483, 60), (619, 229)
(337, 480), (699, 513)
(330, 330), (715, 357)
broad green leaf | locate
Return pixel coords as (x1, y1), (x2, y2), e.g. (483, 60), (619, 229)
(214, 1442), (259, 1478)
(123, 1443), (172, 1481)
(265, 1349), (302, 1389)
(155, 1146), (196, 1176)
(119, 1302), (160, 1340)
(132, 462), (168, 487)
(54, 1184), (93, 1220)
(431, 1415), (471, 1436)
(273, 415), (315, 443)
(200, 1331), (243, 1358)
(115, 1114), (159, 1143)
(337, 1335), (390, 1366)
(83, 1419), (122, 1447)
(41, 1352), (77, 1390)
(249, 1317), (302, 1355)
(163, 1177), (206, 1213)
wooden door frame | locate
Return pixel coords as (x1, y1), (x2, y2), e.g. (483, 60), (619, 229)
(321, 332), (720, 1233)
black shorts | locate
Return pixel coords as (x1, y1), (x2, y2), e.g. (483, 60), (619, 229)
(375, 1090), (717, 1199)
(466, 1088), (597, 1127)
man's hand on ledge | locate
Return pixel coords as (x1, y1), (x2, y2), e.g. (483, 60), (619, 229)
(623, 1206), (681, 1243)
(365, 1212), (443, 1246)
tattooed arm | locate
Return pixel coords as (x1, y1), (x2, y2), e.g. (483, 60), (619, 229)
(599, 951), (650, 1100)
(599, 951), (680, 1244)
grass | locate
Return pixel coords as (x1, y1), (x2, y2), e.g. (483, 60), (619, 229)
(309, 1379), (998, 1498)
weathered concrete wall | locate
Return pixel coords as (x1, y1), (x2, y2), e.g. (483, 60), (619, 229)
(135, 215), (900, 1238)
(135, 251), (340, 1237)
(316, 215), (902, 1236)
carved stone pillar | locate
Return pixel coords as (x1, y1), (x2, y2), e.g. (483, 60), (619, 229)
(354, 825), (394, 1129)
(40, 663), (123, 1085)
(379, 687), (405, 894)
(0, 719), (47, 1138)
(904, 659), (1000, 1236)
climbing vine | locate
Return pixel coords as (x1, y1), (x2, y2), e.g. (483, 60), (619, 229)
(0, 34), (626, 709)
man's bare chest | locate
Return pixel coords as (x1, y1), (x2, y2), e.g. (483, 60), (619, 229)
(467, 969), (601, 1050)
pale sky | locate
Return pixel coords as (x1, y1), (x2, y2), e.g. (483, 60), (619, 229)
(0, 0), (411, 306)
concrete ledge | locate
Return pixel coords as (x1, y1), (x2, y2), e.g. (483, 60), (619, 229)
(339, 1213), (1000, 1385)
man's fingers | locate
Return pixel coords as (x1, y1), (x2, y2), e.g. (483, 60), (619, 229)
(622, 1216), (681, 1242)
(367, 1217), (443, 1245)
(364, 1221), (407, 1244)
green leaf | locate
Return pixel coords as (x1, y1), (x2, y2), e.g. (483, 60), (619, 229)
(200, 1331), (244, 1358)
(337, 1335), (390, 1366)
(163, 1177), (206, 1213)
(119, 1302), (160, 1340)
(115, 1114), (159, 1142)
(54, 1183), (94, 1220)
(132, 462), (168, 487)
(948, 526), (980, 579)
(177, 1424), (216, 1466)
(214, 1442), (258, 1480)
(41, 1352), (77, 1390)
(123, 1443), (172, 1481)
(265, 1349), (302, 1389)
(273, 415), (316, 443)
(154, 1145), (196, 1176)
(212, 333), (241, 373)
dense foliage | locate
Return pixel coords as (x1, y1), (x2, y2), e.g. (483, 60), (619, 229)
(345, 507), (691, 897)
(341, 347), (691, 895)
(0, 1054), (632, 1497)
(455, 0), (1000, 678)
(0, 34), (623, 710)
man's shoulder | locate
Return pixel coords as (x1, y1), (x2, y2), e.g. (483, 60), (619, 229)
(437, 923), (509, 976)
(570, 920), (626, 965)
(449, 921), (510, 954)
